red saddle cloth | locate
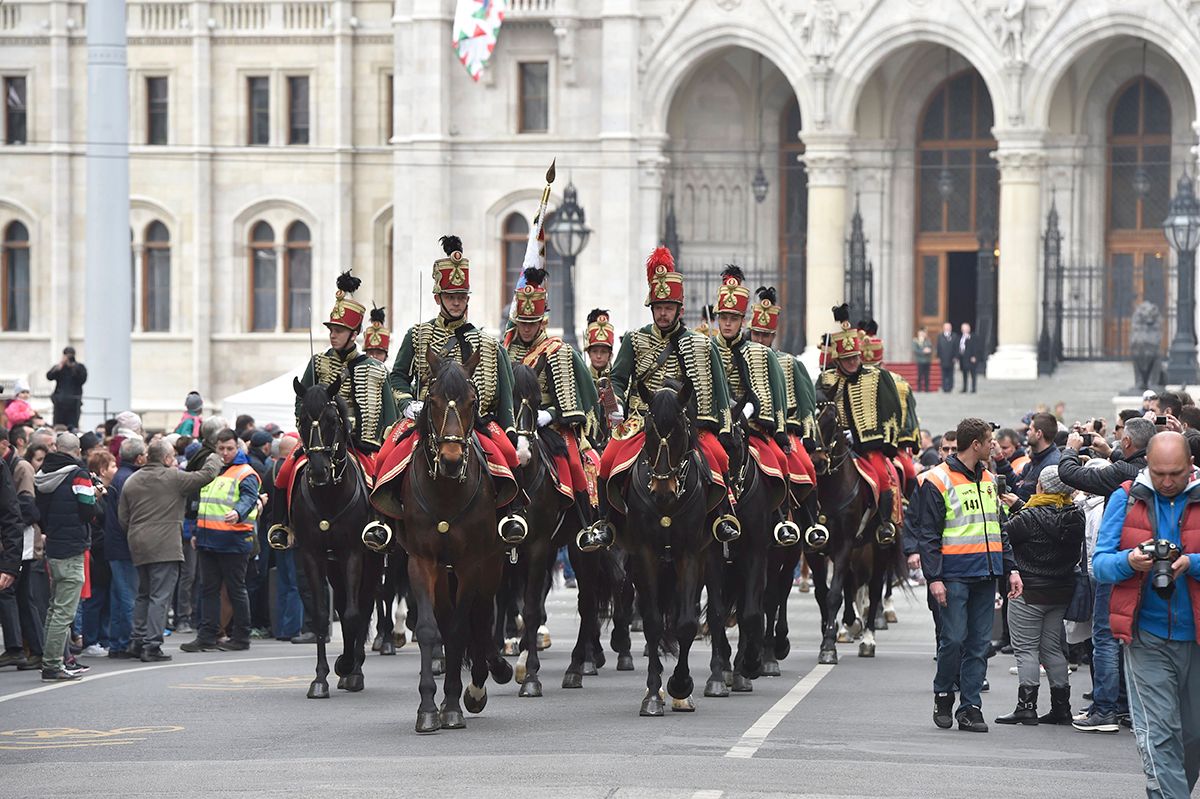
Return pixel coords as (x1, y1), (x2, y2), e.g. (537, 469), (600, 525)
(852, 449), (902, 523)
(274, 447), (377, 515)
(597, 420), (727, 514)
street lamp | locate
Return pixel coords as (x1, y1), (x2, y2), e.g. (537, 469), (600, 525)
(752, 165), (769, 204)
(1163, 171), (1200, 385)
(547, 180), (591, 349)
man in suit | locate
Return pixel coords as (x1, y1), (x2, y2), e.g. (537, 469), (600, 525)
(936, 322), (957, 393)
(958, 322), (979, 393)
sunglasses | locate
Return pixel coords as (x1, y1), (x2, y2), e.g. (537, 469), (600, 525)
(941, 446), (956, 452)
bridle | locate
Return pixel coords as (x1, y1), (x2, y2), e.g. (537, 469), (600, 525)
(643, 388), (691, 498)
(514, 396), (537, 440)
(424, 377), (474, 482)
(811, 399), (850, 476)
(304, 397), (349, 486)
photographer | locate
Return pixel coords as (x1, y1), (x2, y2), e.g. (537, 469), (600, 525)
(1057, 417), (1153, 501)
(45, 347), (87, 431)
(1093, 432), (1200, 798)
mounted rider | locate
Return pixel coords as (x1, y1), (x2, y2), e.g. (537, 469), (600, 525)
(363, 306), (391, 365)
(816, 304), (904, 543)
(502, 267), (606, 550)
(369, 235), (526, 546)
(711, 266), (801, 546)
(581, 246), (740, 547)
(267, 271), (398, 550)
(858, 318), (920, 493)
(584, 308), (619, 444)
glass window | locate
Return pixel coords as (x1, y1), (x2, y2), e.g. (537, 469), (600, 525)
(248, 76), (270, 145)
(143, 221), (170, 332)
(285, 221), (311, 331)
(921, 255), (940, 317)
(146, 77), (168, 145)
(501, 213), (529, 318)
(287, 76), (309, 145)
(250, 221), (276, 331)
(385, 73), (394, 144)
(4, 76), (26, 145)
(3, 221), (29, 331)
(1108, 77), (1172, 233)
(518, 63), (549, 134)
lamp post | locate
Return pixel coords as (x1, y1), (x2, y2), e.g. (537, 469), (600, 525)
(547, 180), (591, 350)
(1164, 171), (1200, 385)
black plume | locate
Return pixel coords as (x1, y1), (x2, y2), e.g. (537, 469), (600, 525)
(832, 303), (850, 323)
(336, 270), (361, 294)
(439, 235), (463, 256)
(370, 305), (387, 326)
(587, 308), (609, 324)
(860, 319), (878, 336)
(721, 264), (745, 282)
(522, 267), (547, 286)
(756, 286), (777, 305)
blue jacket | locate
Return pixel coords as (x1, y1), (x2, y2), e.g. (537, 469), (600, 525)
(103, 460), (139, 561)
(1094, 472), (1200, 642)
(194, 451), (261, 555)
(913, 455), (1015, 582)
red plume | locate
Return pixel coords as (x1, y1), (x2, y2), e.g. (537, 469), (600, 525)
(646, 246), (675, 282)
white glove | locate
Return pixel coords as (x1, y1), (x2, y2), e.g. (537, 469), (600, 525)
(537, 410), (553, 428)
(741, 404), (755, 420)
(608, 403), (625, 423)
(404, 401), (424, 420)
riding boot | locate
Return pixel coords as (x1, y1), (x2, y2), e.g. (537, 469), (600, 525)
(711, 497), (741, 544)
(577, 478), (616, 552)
(772, 502), (801, 547)
(876, 488), (898, 545)
(266, 484), (294, 551)
(361, 513), (394, 553)
(498, 491), (530, 544)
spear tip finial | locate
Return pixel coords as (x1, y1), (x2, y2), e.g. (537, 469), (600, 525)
(546, 159), (556, 184)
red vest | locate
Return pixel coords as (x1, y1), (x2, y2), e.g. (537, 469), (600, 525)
(1110, 480), (1200, 644)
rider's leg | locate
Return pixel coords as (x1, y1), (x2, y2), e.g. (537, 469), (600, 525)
(267, 451), (299, 550)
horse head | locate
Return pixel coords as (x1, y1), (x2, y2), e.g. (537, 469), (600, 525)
(641, 377), (695, 502)
(294, 373), (351, 487)
(810, 385), (844, 476)
(511, 358), (545, 468)
(423, 347), (480, 480)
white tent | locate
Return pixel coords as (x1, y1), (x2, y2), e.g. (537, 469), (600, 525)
(219, 371), (299, 432)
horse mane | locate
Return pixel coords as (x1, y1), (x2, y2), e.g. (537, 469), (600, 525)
(301, 383), (351, 440)
(512, 363), (540, 408)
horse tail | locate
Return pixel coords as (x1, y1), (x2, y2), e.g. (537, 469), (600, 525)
(589, 547), (622, 623)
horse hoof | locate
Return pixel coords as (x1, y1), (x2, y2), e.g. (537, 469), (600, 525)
(415, 711), (441, 734)
(490, 657), (514, 685)
(884, 609), (898, 624)
(371, 634), (382, 652)
(639, 693), (665, 717)
(518, 679), (543, 698)
(594, 650), (607, 670)
(616, 654), (635, 671)
(876, 618), (889, 631)
(431, 657), (446, 677)
(394, 632), (407, 649)
(582, 660), (598, 677)
(761, 659), (782, 677)
(704, 679), (730, 698)
(537, 626), (551, 651)
(836, 629), (852, 644)
(334, 653), (353, 678)
(463, 685), (488, 713)
(732, 673), (754, 693)
(858, 643), (876, 658)
(342, 674), (364, 692)
(722, 670), (734, 687)
(561, 671), (583, 689)
(671, 696), (696, 712)
(515, 655), (527, 684)
(440, 708), (466, 729)
(307, 681), (330, 699)
(642, 643), (650, 657)
(503, 638), (519, 657)
(336, 676), (347, 690)
(774, 637), (791, 660)
(818, 649), (839, 665)
(380, 639), (396, 656)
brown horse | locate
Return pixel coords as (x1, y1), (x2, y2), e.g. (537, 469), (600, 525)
(378, 348), (513, 733)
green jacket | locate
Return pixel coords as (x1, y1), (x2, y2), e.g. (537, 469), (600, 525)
(504, 331), (599, 429)
(296, 346), (397, 453)
(715, 331), (787, 433)
(775, 350), (816, 438)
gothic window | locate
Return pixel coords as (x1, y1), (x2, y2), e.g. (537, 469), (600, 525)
(2, 221), (29, 331)
(285, 222), (311, 331)
(142, 221), (170, 332)
(249, 221), (277, 331)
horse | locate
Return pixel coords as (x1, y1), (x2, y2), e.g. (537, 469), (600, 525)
(616, 377), (714, 716)
(290, 374), (385, 699)
(383, 348), (513, 733)
(805, 391), (906, 664)
(702, 396), (784, 696)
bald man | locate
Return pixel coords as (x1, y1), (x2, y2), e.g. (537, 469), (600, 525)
(1093, 431), (1200, 798)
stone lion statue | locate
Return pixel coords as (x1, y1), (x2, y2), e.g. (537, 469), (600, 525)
(1130, 301), (1163, 391)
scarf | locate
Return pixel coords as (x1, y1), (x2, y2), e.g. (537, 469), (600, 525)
(1024, 493), (1072, 509)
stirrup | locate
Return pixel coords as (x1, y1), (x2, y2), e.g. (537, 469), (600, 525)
(711, 514), (741, 543)
(804, 517), (830, 550)
(773, 518), (801, 547)
(576, 520), (615, 553)
(267, 524), (294, 551)
(361, 520), (393, 552)
(498, 514), (529, 544)
(876, 520), (897, 546)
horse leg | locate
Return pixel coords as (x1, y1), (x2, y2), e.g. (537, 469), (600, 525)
(463, 596), (492, 715)
(408, 555), (441, 733)
(327, 563), (353, 689)
(774, 545), (803, 662)
(519, 540), (550, 697)
(610, 553), (635, 671)
(300, 545), (331, 699)
(860, 549), (887, 658)
(631, 553), (665, 717)
(735, 544), (768, 689)
(376, 554), (398, 655)
(439, 600), (469, 731)
(564, 544), (592, 688)
(819, 547), (847, 665)
(837, 566), (861, 643)
(667, 555), (703, 712)
(704, 546), (731, 698)
(761, 553), (781, 677)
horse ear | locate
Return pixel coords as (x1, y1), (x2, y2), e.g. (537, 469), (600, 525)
(637, 379), (654, 407)
(427, 347), (442, 375)
(677, 376), (694, 408)
(464, 348), (482, 377)
(293, 377), (305, 398)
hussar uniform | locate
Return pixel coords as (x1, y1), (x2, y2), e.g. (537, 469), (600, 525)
(584, 309), (617, 445)
(860, 321), (920, 493)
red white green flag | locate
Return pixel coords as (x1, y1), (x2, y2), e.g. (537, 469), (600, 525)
(452, 0), (506, 82)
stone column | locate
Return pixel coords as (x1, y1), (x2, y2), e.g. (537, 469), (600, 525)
(48, 2), (71, 363)
(798, 134), (852, 374)
(332, 1), (354, 305)
(191, 0), (213, 398)
(987, 138), (1045, 381)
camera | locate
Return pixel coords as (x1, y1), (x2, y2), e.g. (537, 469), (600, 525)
(995, 475), (1007, 495)
(1156, 415), (1169, 426)
(1138, 539), (1183, 598)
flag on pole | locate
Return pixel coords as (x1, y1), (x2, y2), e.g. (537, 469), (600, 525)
(452, 0), (507, 82)
(507, 161), (556, 325)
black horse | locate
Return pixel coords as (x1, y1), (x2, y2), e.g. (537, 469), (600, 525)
(290, 375), (384, 698)
(616, 378), (715, 716)
(380, 349), (513, 733)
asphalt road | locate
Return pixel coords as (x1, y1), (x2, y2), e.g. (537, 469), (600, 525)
(0, 582), (1144, 798)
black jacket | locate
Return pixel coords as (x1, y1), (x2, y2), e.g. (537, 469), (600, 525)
(0, 461), (23, 576)
(1056, 447), (1147, 501)
(936, 333), (958, 367)
(957, 333), (981, 364)
(34, 451), (99, 560)
(1004, 500), (1085, 604)
(46, 361), (87, 401)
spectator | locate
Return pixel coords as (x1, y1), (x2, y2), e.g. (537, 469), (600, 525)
(936, 321), (957, 393)
(176, 419), (225, 635)
(0, 425), (39, 670)
(1141, 389), (1157, 411)
(996, 412), (1061, 501)
(1179, 405), (1200, 431)
(0, 458), (25, 666)
(915, 417), (1021, 733)
(271, 434), (304, 640)
(119, 439), (220, 662)
(234, 415), (256, 440)
(245, 430), (274, 637)
(5, 379), (35, 429)
(1093, 432), (1199, 797)
(174, 392), (204, 437)
(105, 438), (146, 659)
(1153, 391), (1184, 419)
(181, 429), (261, 653)
(25, 444), (48, 474)
(957, 322), (980, 394)
(79, 431), (104, 460)
(45, 348), (87, 430)
(918, 430), (941, 468)
(995, 465), (1085, 726)
(996, 428), (1029, 475)
(912, 328), (933, 392)
(108, 411), (144, 459)
(78, 450), (117, 657)
(1057, 417), (1153, 501)
(33, 433), (100, 680)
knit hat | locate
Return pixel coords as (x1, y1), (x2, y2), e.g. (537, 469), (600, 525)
(1038, 464), (1069, 496)
(115, 410), (143, 434)
(12, 377), (30, 395)
(250, 430), (273, 448)
(184, 391), (203, 413)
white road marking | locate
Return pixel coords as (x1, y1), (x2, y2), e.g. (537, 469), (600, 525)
(724, 664), (834, 759)
(0, 655), (315, 704)
(691, 791), (724, 799)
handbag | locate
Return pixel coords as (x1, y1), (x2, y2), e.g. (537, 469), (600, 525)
(1064, 540), (1095, 623)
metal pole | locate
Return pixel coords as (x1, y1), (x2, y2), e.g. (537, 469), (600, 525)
(84, 0), (131, 426)
(561, 254), (579, 350)
(1167, 246), (1199, 385)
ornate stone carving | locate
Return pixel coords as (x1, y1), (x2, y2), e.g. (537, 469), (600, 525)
(799, 0), (840, 65)
(976, 0), (1056, 66)
(1130, 301), (1163, 391)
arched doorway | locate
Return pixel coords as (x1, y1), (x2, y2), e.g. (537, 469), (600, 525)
(913, 68), (999, 337)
